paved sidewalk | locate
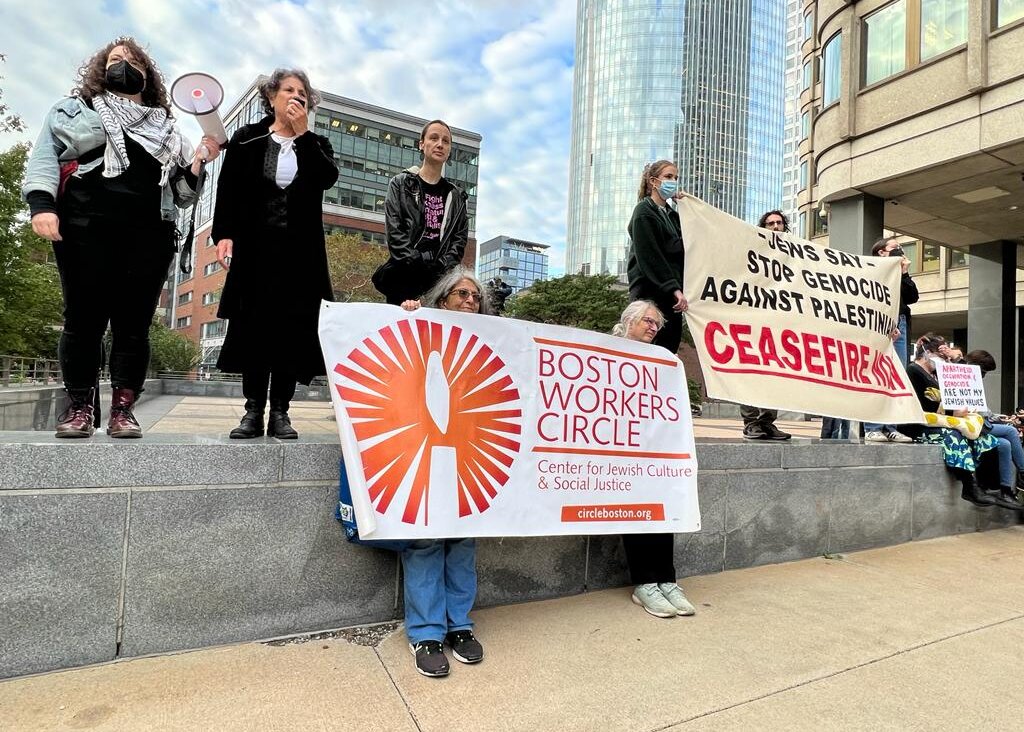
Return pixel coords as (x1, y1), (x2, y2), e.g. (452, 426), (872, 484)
(3, 527), (1022, 731)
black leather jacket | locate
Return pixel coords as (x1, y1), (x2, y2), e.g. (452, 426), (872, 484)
(384, 169), (469, 271)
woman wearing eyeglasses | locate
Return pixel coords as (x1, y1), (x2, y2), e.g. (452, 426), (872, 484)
(610, 301), (697, 618)
(626, 160), (687, 356)
(397, 267), (492, 677)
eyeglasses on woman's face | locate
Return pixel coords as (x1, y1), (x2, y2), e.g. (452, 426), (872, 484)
(640, 316), (662, 331)
(449, 288), (482, 303)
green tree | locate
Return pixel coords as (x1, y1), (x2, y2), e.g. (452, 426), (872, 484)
(0, 143), (62, 357)
(504, 273), (629, 334)
(325, 232), (387, 303)
(148, 316), (200, 372)
(0, 53), (26, 134)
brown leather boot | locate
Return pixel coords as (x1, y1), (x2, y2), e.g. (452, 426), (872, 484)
(55, 388), (96, 438)
(107, 387), (143, 438)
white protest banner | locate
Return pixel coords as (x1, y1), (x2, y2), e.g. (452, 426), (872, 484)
(678, 198), (924, 425)
(319, 302), (700, 540)
(936, 361), (988, 412)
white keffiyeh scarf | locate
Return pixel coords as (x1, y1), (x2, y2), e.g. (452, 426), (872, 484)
(92, 93), (193, 186)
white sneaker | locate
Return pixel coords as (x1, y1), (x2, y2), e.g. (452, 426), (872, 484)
(865, 431), (889, 443)
(886, 430), (914, 443)
(631, 583), (677, 618)
(658, 583), (696, 616)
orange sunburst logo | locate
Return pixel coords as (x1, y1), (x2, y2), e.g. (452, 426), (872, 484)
(333, 318), (523, 525)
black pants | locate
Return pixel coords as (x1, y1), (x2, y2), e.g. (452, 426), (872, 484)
(653, 309), (683, 355)
(242, 367), (297, 408)
(52, 218), (176, 392)
(622, 533), (676, 585)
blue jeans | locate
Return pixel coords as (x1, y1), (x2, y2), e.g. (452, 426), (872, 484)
(401, 538), (477, 645)
(866, 314), (908, 433)
(821, 417), (850, 439)
(987, 422), (1024, 487)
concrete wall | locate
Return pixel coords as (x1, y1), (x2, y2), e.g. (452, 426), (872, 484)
(0, 434), (1018, 679)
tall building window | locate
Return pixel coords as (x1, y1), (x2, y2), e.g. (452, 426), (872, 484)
(948, 248), (968, 269)
(863, 0), (969, 86)
(801, 111), (810, 140)
(921, 0), (968, 61)
(802, 61), (813, 91)
(922, 242), (941, 272)
(803, 11), (814, 41)
(799, 160), (809, 189)
(995, 0), (1024, 27)
(822, 33), (842, 106)
(177, 291), (193, 306)
(175, 316), (191, 329)
(864, 1), (907, 85)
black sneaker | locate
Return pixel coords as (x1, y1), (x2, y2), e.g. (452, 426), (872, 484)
(742, 425), (769, 440)
(445, 629), (484, 664)
(764, 424), (792, 441)
(410, 640), (450, 677)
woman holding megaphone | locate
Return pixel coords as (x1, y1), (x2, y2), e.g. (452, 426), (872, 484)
(212, 69), (338, 440)
(23, 37), (220, 439)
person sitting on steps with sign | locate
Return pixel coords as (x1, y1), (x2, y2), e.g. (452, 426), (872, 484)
(963, 349), (1024, 510)
(611, 301), (697, 619)
(898, 334), (1019, 510)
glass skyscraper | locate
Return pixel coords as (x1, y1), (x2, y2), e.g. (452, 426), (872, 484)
(567, 0), (786, 278)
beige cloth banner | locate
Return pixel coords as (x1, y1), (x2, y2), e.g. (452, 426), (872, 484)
(678, 198), (924, 425)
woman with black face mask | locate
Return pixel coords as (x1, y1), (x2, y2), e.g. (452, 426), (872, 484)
(23, 37), (219, 439)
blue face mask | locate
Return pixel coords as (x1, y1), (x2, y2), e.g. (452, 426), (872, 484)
(658, 179), (678, 199)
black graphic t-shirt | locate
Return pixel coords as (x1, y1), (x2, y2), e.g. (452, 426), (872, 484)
(417, 176), (453, 251)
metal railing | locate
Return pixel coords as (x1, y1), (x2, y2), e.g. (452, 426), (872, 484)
(156, 371), (329, 388)
(1, 355), (62, 387)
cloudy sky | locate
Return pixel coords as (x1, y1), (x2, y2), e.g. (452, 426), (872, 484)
(0, 0), (576, 273)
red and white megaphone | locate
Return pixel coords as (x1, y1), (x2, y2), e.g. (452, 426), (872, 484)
(170, 72), (228, 160)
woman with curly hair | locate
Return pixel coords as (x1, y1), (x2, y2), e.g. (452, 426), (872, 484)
(213, 68), (338, 440)
(22, 37), (219, 438)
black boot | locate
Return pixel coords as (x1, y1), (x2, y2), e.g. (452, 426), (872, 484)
(230, 399), (265, 439)
(960, 474), (997, 507)
(991, 485), (1024, 511)
(267, 399), (298, 439)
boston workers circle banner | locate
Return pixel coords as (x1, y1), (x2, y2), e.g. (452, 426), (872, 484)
(678, 198), (924, 425)
(319, 303), (701, 540)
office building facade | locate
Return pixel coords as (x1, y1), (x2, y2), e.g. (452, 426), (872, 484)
(169, 80), (482, 367)
(477, 236), (551, 294)
(802, 0), (1024, 409)
(567, 0), (786, 279)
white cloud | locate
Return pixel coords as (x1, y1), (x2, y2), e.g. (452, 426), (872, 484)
(1, 0), (575, 273)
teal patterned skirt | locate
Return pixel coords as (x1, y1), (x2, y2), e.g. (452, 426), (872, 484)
(919, 428), (999, 472)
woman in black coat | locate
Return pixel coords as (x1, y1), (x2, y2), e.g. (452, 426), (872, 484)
(212, 68), (338, 439)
